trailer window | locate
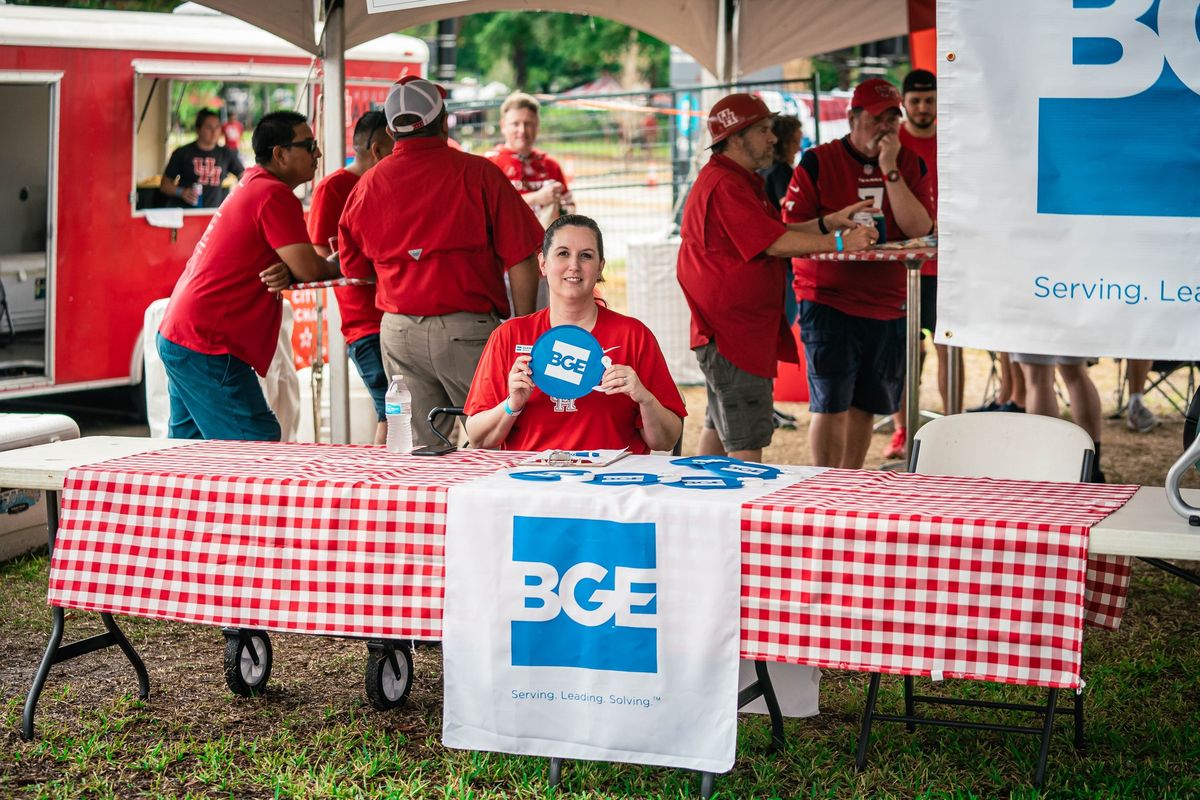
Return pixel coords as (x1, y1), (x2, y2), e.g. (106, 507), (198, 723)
(133, 66), (314, 215)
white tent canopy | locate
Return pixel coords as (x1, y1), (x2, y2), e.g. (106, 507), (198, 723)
(194, 0), (914, 79)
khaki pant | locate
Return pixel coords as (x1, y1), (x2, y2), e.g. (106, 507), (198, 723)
(379, 311), (499, 447)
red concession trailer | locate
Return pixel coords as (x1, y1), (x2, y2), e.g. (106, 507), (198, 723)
(0, 4), (426, 401)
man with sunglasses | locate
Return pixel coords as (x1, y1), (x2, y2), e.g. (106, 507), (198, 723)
(158, 111), (339, 441)
(307, 110), (395, 444)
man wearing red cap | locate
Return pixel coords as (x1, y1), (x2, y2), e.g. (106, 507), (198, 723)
(783, 78), (934, 469)
(677, 93), (876, 463)
(338, 77), (544, 448)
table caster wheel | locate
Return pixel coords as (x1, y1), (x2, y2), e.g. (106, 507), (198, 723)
(365, 641), (413, 710)
(223, 629), (272, 697)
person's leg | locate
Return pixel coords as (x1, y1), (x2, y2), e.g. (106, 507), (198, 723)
(157, 333), (280, 441)
(1125, 358), (1159, 432)
(158, 334), (203, 440)
(1005, 352), (1027, 410)
(380, 313), (453, 448)
(842, 408), (877, 468)
(996, 352), (1013, 405)
(1057, 361), (1102, 440)
(851, 314), (906, 469)
(348, 334), (389, 445)
(799, 301), (859, 467)
(432, 311), (500, 446)
(696, 342), (773, 463)
(1021, 363), (1059, 417)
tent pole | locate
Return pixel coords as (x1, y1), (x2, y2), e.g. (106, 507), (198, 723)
(322, 0), (350, 444)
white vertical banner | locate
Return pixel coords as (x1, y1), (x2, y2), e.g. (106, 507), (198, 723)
(442, 457), (798, 772)
(936, 0), (1200, 359)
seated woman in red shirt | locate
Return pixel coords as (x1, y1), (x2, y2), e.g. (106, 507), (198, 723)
(465, 215), (685, 453)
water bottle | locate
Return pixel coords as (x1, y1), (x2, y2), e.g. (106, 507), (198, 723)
(385, 374), (414, 453)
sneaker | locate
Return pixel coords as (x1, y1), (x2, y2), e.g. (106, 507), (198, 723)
(772, 408), (797, 430)
(997, 401), (1026, 413)
(967, 400), (1001, 413)
(1127, 396), (1160, 433)
(883, 428), (907, 459)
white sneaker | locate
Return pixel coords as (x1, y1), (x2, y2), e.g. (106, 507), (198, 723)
(1127, 396), (1160, 433)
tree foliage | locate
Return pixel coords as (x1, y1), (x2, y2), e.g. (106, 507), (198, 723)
(414, 12), (669, 93)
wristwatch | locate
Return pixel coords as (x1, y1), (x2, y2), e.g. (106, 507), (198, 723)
(885, 169), (901, 183)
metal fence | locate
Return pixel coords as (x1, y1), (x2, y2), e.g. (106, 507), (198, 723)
(446, 78), (833, 274)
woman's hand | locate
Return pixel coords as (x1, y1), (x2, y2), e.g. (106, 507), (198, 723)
(825, 199), (876, 230)
(259, 262), (293, 294)
(600, 363), (651, 404)
(507, 354), (534, 411)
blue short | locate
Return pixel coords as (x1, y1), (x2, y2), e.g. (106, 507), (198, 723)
(348, 333), (388, 422)
(799, 300), (905, 416)
(156, 332), (281, 441)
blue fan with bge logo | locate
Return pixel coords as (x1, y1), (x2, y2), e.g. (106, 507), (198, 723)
(530, 325), (606, 400)
(511, 516), (657, 673)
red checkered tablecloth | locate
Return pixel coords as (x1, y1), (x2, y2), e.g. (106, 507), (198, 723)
(49, 441), (526, 640)
(739, 470), (1138, 688)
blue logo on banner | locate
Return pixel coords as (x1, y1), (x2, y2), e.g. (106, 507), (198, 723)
(1038, 0), (1200, 217)
(530, 325), (606, 400)
(511, 516), (657, 673)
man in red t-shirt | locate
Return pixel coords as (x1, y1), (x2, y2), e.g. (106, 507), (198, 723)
(339, 77), (544, 448)
(308, 110), (394, 444)
(158, 111), (339, 440)
(783, 78), (935, 469)
(677, 93), (876, 463)
(485, 92), (575, 224)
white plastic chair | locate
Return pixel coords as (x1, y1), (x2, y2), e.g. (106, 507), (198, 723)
(856, 412), (1094, 789)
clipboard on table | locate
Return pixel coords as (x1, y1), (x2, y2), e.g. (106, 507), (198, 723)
(519, 448), (631, 468)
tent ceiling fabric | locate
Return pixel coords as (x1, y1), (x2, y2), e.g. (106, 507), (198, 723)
(195, 0), (909, 78)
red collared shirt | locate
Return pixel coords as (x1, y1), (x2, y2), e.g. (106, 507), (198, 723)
(159, 166), (308, 375)
(307, 167), (381, 344)
(338, 138), (544, 317)
(484, 145), (569, 200)
(676, 153), (797, 378)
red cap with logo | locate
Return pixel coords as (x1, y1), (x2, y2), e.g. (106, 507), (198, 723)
(706, 93), (776, 146)
(851, 78), (903, 117)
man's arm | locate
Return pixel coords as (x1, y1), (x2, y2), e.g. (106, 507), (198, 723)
(507, 254), (539, 317)
(878, 133), (933, 239)
(274, 243), (339, 285)
(764, 226), (874, 257)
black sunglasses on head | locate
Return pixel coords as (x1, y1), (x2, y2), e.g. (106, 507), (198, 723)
(279, 138), (318, 154)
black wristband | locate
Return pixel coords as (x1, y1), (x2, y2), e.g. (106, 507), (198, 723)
(818, 216), (829, 234)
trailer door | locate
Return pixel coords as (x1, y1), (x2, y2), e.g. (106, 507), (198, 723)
(0, 72), (60, 387)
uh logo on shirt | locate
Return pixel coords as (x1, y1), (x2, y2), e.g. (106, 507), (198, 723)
(511, 515), (658, 673)
(1037, 0), (1200, 217)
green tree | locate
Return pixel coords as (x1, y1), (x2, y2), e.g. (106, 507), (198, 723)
(413, 12), (668, 93)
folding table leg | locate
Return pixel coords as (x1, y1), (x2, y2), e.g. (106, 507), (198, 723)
(1033, 688), (1059, 788)
(102, 613), (150, 700)
(752, 660), (786, 753)
(699, 771), (716, 799)
(855, 673), (882, 771)
(903, 675), (915, 732)
(548, 757), (563, 787)
(22, 605), (65, 740)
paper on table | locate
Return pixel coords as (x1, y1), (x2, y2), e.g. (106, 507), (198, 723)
(518, 448), (630, 467)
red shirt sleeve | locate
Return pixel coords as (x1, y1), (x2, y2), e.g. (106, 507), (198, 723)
(546, 157), (568, 192)
(258, 187), (310, 250)
(482, 163), (545, 269)
(709, 176), (786, 263)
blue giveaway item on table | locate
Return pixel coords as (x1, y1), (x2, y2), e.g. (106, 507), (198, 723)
(671, 455), (737, 469)
(585, 472), (660, 486)
(529, 325), (606, 400)
(509, 469), (589, 482)
(664, 475), (744, 490)
(704, 461), (783, 481)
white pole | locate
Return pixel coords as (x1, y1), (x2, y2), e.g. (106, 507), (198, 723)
(322, 1), (351, 444)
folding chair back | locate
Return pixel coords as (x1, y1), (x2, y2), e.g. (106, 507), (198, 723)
(910, 412), (1094, 482)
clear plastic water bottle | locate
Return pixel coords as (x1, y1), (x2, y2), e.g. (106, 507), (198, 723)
(385, 374), (413, 453)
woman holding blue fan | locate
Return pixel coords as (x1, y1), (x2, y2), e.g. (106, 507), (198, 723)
(465, 215), (686, 453)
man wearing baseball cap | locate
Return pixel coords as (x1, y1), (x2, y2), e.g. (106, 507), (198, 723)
(782, 78), (934, 469)
(338, 77), (544, 448)
(677, 93), (877, 463)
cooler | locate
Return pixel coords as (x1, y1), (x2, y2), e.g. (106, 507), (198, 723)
(0, 413), (79, 561)
(774, 324), (809, 402)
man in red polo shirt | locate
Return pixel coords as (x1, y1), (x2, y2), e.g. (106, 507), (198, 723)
(485, 92), (575, 224)
(677, 93), (876, 463)
(783, 78), (935, 469)
(158, 111), (338, 440)
(308, 110), (394, 444)
(339, 77), (544, 448)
